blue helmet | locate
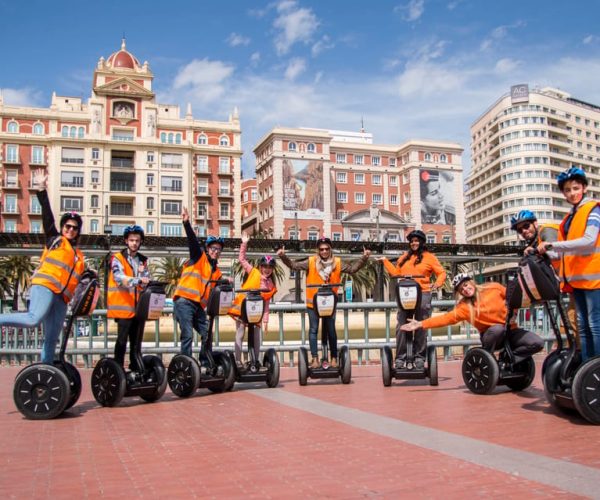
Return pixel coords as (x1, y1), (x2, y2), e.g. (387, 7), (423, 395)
(557, 166), (587, 190)
(510, 210), (537, 230)
(206, 235), (225, 248)
(259, 255), (276, 267)
(123, 225), (145, 241)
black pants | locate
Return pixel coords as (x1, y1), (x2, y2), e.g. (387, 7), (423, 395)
(480, 324), (544, 360)
(114, 317), (144, 371)
(395, 292), (432, 360)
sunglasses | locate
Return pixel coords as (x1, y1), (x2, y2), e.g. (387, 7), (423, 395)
(516, 222), (532, 234)
(318, 247), (330, 252)
(64, 223), (79, 231)
(207, 245), (222, 253)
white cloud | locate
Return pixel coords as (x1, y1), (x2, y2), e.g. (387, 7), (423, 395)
(480, 20), (526, 51)
(494, 57), (521, 74)
(311, 35), (334, 57)
(394, 0), (425, 22)
(1, 87), (44, 107)
(250, 52), (261, 66)
(583, 35), (598, 45)
(172, 58), (235, 103)
(314, 71), (323, 84)
(226, 33), (251, 47)
(396, 61), (468, 97)
(284, 58), (307, 81)
(273, 0), (320, 55)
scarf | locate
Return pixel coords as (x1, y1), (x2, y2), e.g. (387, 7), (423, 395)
(316, 255), (334, 282)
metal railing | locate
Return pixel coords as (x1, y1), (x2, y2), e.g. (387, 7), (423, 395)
(0, 300), (560, 369)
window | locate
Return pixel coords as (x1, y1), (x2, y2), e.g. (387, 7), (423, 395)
(288, 141), (297, 152)
(161, 200), (181, 215)
(442, 235), (452, 244)
(219, 179), (230, 195)
(91, 170), (100, 184)
(390, 194), (398, 205)
(78, 127), (85, 139)
(355, 192), (365, 204)
(146, 221), (155, 234)
(61, 171), (84, 188)
(61, 147), (84, 164)
(403, 192), (411, 203)
(161, 153), (182, 168)
(161, 223), (182, 236)
(175, 133), (182, 144)
(30, 197), (42, 214)
(111, 201), (133, 216)
(198, 203), (207, 218)
(91, 148), (100, 160)
(425, 153), (431, 161)
(355, 173), (364, 184)
(426, 234), (436, 244)
(389, 175), (398, 186)
(337, 210), (348, 220)
(337, 191), (348, 203)
(336, 153), (346, 164)
(197, 179), (209, 194)
(6, 145), (19, 163)
(389, 158), (396, 167)
(372, 193), (383, 205)
(440, 154), (447, 163)
(88, 219), (98, 233)
(251, 189), (257, 201)
(198, 134), (208, 145)
(4, 194), (17, 213)
(336, 172), (347, 183)
(33, 123), (44, 135)
(146, 197), (155, 210)
(4, 220), (16, 233)
(31, 220), (42, 233)
(403, 173), (409, 184)
(160, 132), (166, 143)
(372, 174), (382, 185)
(147, 173), (154, 186)
(4, 169), (17, 188)
(332, 232), (342, 241)
(220, 203), (230, 218)
(147, 151), (155, 163)
(7, 121), (18, 133)
(219, 157), (230, 173)
(61, 196), (83, 211)
(372, 156), (381, 166)
(62, 126), (69, 137)
(161, 176), (182, 192)
(30, 146), (44, 164)
(70, 126), (76, 138)
(307, 143), (316, 153)
(168, 133), (174, 144)
(90, 195), (99, 209)
(219, 226), (230, 238)
(355, 154), (363, 165)
(197, 156), (209, 172)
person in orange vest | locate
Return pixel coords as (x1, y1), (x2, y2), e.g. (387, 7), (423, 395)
(0, 172), (85, 363)
(402, 273), (544, 361)
(229, 233), (277, 366)
(511, 209), (579, 348)
(378, 229), (446, 370)
(278, 237), (370, 369)
(538, 166), (600, 361)
(173, 207), (224, 357)
(107, 225), (150, 369)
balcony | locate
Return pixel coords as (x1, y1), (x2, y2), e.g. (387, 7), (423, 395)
(112, 134), (134, 142)
(3, 156), (21, 164)
(162, 162), (183, 169)
(2, 206), (19, 215)
(110, 158), (134, 168)
(218, 212), (232, 221)
(218, 167), (232, 176)
(110, 181), (135, 192)
(196, 188), (211, 198)
(110, 204), (133, 216)
(196, 165), (210, 174)
(3, 182), (20, 190)
(61, 157), (84, 164)
(218, 189), (234, 198)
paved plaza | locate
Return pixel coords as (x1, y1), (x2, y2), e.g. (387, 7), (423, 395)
(1, 359), (599, 498)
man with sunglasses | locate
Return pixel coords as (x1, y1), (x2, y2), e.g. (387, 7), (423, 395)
(173, 208), (225, 356)
(107, 225), (150, 369)
(0, 172), (85, 363)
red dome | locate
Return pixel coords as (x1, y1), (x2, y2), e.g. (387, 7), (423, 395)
(106, 40), (140, 70)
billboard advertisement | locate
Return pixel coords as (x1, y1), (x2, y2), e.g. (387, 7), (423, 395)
(419, 169), (457, 225)
(282, 158), (324, 219)
(511, 83), (529, 104)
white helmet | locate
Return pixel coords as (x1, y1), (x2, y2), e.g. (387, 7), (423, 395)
(452, 273), (472, 291)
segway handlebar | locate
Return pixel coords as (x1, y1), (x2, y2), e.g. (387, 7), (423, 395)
(307, 283), (342, 289)
(234, 288), (271, 294)
(393, 274), (424, 280)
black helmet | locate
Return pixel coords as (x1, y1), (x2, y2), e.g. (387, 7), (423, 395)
(59, 212), (83, 232)
(258, 255), (277, 267)
(406, 229), (426, 242)
(123, 225), (145, 242)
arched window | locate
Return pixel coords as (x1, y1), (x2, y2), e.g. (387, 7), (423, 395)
(160, 132), (166, 143)
(288, 142), (297, 152)
(175, 133), (182, 144)
(307, 143), (316, 153)
(33, 123), (44, 135)
(424, 152), (431, 161)
(168, 133), (174, 144)
(62, 126), (69, 137)
(198, 134), (207, 145)
(219, 135), (229, 146)
(440, 154), (447, 163)
(70, 126), (77, 138)
(78, 127), (85, 138)
(7, 121), (18, 133)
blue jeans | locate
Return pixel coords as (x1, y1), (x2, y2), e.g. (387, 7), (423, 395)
(307, 307), (337, 359)
(174, 297), (208, 357)
(0, 285), (67, 364)
(573, 288), (600, 361)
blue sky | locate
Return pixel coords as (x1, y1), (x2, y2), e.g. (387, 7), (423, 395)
(2, 0), (600, 177)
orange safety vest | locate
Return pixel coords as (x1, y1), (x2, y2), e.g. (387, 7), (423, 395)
(559, 200), (600, 290)
(305, 255), (341, 308)
(228, 268), (277, 318)
(537, 223), (560, 273)
(31, 236), (85, 303)
(173, 252), (222, 307)
(107, 251), (146, 319)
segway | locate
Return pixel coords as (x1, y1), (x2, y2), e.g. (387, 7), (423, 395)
(462, 257), (544, 395)
(227, 288), (280, 388)
(298, 283), (351, 385)
(381, 275), (438, 387)
(13, 270), (100, 419)
(91, 281), (168, 406)
(167, 279), (235, 397)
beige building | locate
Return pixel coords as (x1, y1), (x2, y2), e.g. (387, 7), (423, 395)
(0, 40), (241, 238)
(254, 127), (465, 243)
(467, 84), (600, 248)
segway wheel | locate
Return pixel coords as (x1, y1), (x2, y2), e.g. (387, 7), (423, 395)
(572, 356), (600, 425)
(381, 346), (392, 387)
(13, 364), (71, 420)
(462, 348), (499, 395)
(140, 355), (168, 403)
(427, 345), (439, 386)
(340, 345), (352, 384)
(167, 354), (200, 398)
(208, 351), (235, 393)
(264, 348), (280, 388)
(91, 358), (126, 407)
(298, 347), (308, 386)
(504, 357), (536, 391)
(59, 361), (82, 411)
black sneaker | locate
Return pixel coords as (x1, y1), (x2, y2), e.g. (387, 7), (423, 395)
(414, 357), (425, 370)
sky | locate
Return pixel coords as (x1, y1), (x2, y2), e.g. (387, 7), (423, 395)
(2, 0), (600, 178)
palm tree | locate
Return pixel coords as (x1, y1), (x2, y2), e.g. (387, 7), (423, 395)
(0, 255), (37, 310)
(341, 257), (384, 301)
(151, 256), (185, 296)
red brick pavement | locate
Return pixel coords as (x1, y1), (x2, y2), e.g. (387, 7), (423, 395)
(0, 358), (597, 498)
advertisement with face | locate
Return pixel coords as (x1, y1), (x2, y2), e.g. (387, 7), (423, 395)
(282, 158), (324, 219)
(419, 169), (456, 225)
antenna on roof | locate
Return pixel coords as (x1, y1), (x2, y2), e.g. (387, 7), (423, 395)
(360, 116), (365, 133)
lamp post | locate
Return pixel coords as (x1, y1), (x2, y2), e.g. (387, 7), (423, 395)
(294, 211), (301, 303)
(103, 205), (112, 308)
